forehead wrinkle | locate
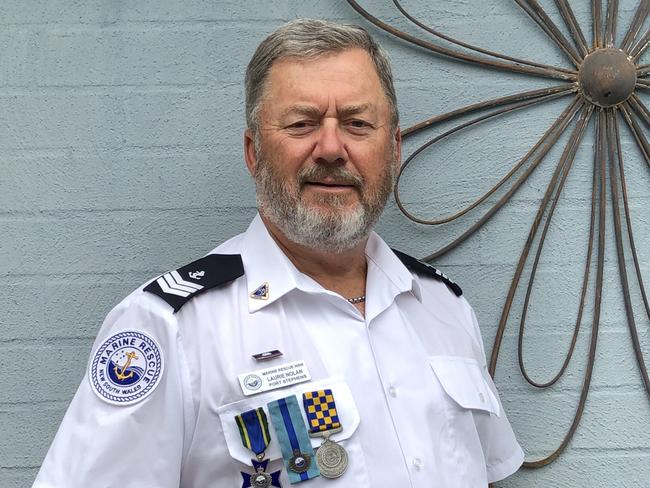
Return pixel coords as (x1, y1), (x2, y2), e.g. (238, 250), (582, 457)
(278, 102), (376, 121)
(337, 103), (373, 118)
(279, 104), (323, 120)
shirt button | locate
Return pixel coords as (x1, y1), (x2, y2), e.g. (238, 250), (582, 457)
(412, 457), (422, 470)
(479, 392), (485, 403)
(388, 386), (397, 397)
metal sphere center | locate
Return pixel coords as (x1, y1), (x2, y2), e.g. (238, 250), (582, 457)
(578, 48), (637, 107)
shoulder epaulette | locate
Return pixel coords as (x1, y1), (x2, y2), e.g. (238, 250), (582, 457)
(144, 254), (244, 312)
(392, 249), (463, 297)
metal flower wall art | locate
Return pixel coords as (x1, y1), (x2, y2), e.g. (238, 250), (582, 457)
(348, 0), (650, 469)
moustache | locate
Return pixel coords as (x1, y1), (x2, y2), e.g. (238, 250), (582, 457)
(296, 165), (364, 189)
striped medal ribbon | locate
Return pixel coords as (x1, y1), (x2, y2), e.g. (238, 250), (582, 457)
(234, 407), (281, 488)
(267, 396), (320, 484)
(303, 389), (349, 479)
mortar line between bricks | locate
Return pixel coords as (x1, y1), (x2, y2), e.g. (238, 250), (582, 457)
(0, 270), (156, 280)
(0, 82), (238, 95)
(0, 400), (71, 409)
(5, 199), (645, 219)
(0, 18), (345, 29)
(0, 205), (257, 219)
(499, 383), (650, 394)
(0, 16), (354, 28)
(3, 143), (236, 154)
(538, 447), (650, 457)
(0, 336), (94, 346)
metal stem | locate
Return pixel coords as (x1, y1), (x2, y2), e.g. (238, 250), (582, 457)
(555, 0), (590, 57)
(612, 114), (650, 322)
(605, 0), (619, 47)
(517, 105), (593, 388)
(403, 85), (576, 137)
(345, 0), (577, 81)
(519, 107), (603, 468)
(391, 0), (575, 75)
(620, 102), (650, 169)
(620, 0), (650, 52)
(629, 27), (650, 60)
(395, 89), (576, 227)
(421, 98), (583, 262)
(607, 110), (650, 398)
(593, 0), (603, 49)
(627, 94), (650, 130)
(513, 0), (582, 67)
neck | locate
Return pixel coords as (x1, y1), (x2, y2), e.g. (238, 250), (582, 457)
(260, 214), (368, 301)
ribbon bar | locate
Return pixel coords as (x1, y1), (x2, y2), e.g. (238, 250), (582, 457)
(268, 396), (320, 484)
(235, 407), (271, 457)
(302, 389), (342, 436)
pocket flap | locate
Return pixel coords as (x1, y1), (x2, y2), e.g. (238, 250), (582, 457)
(429, 356), (501, 417)
(216, 377), (360, 464)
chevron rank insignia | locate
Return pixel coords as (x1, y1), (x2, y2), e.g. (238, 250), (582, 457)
(392, 249), (463, 297)
(144, 254), (244, 312)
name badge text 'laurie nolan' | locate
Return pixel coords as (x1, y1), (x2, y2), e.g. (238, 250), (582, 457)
(238, 360), (311, 396)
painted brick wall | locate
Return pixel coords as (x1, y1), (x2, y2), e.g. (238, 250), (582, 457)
(1, 1), (649, 487)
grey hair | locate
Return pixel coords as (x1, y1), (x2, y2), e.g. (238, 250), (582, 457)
(245, 18), (399, 134)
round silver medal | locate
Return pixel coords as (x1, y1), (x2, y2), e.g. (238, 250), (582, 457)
(288, 449), (311, 473)
(316, 438), (348, 479)
(252, 471), (271, 488)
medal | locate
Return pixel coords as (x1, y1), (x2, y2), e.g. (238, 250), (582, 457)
(302, 389), (349, 479)
(267, 396), (320, 484)
(234, 407), (282, 488)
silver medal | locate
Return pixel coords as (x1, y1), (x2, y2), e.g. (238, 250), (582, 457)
(316, 437), (348, 479)
(251, 470), (271, 488)
(288, 448), (312, 473)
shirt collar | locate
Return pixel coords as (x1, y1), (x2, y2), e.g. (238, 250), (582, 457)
(364, 231), (423, 319)
(240, 214), (422, 314)
(241, 214), (302, 313)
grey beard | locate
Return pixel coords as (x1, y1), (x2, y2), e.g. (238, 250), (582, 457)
(254, 160), (394, 254)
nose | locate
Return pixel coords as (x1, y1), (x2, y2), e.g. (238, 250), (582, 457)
(311, 119), (348, 165)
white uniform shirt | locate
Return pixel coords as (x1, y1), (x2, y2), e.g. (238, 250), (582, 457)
(34, 215), (524, 488)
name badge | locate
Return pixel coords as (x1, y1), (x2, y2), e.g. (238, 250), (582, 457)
(238, 360), (311, 396)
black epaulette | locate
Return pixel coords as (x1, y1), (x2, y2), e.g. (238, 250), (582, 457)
(392, 249), (463, 297)
(144, 254), (244, 312)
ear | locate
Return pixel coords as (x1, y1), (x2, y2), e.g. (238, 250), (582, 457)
(244, 128), (258, 176)
(393, 127), (402, 170)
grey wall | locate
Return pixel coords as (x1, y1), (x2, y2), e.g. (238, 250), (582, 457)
(2, 1), (649, 487)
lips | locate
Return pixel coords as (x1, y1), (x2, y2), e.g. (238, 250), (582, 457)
(297, 166), (364, 190)
(306, 180), (356, 188)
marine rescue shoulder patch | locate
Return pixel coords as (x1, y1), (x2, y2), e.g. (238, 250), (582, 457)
(89, 330), (164, 406)
(144, 254), (244, 312)
(392, 249), (463, 297)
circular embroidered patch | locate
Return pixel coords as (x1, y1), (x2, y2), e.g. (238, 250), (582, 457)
(89, 330), (164, 406)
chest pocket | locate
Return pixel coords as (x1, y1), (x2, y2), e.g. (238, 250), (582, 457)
(428, 356), (501, 487)
(215, 377), (370, 486)
(429, 356), (500, 416)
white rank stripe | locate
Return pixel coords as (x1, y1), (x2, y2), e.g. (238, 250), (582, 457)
(156, 270), (205, 297)
(238, 360), (311, 396)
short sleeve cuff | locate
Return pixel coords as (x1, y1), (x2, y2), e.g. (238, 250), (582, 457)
(486, 444), (525, 483)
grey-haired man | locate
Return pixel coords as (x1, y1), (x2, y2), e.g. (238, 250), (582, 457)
(34, 19), (523, 488)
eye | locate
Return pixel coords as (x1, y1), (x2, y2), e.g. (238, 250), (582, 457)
(284, 120), (318, 135)
(349, 120), (368, 128)
(346, 119), (375, 134)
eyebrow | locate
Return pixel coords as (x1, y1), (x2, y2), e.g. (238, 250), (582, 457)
(280, 103), (373, 120)
(338, 103), (372, 118)
(280, 105), (323, 120)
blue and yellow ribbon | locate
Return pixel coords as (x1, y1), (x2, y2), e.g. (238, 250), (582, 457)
(302, 389), (341, 435)
(235, 407), (272, 456)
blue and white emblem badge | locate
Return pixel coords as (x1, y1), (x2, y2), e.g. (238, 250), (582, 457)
(89, 330), (164, 406)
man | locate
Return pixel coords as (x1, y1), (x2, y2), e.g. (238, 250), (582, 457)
(34, 19), (524, 488)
